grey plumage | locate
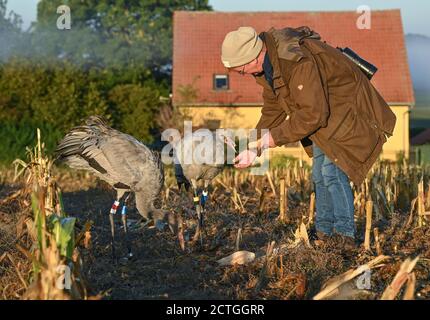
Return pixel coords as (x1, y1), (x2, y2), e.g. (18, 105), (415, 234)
(172, 130), (236, 243)
(173, 131), (233, 188)
(55, 116), (164, 221)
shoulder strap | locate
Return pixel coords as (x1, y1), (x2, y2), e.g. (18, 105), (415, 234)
(262, 26), (322, 89)
(270, 26), (321, 62)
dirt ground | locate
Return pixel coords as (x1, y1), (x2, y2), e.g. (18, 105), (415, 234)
(1, 169), (430, 300)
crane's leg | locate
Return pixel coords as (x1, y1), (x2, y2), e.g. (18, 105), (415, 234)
(109, 199), (120, 261)
(121, 192), (133, 259)
(200, 180), (210, 224)
(191, 178), (203, 246)
(109, 190), (126, 261)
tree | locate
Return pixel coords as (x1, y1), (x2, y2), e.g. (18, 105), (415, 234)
(34, 0), (212, 80)
(0, 0), (23, 61)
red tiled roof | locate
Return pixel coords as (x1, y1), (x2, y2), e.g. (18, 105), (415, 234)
(173, 10), (415, 106)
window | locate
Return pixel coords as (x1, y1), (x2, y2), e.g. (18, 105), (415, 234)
(204, 119), (221, 130)
(213, 74), (229, 90)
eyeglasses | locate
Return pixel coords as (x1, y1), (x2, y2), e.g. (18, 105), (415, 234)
(238, 64), (246, 76)
(237, 57), (258, 76)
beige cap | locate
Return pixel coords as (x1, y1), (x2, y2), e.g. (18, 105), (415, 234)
(221, 27), (263, 68)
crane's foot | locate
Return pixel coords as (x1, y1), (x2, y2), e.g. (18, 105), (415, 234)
(127, 218), (151, 230)
(121, 205), (134, 261)
(154, 219), (167, 231)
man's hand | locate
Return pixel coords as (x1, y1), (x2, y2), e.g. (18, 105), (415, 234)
(266, 131), (276, 148)
(233, 131), (276, 169)
(233, 149), (258, 168)
(248, 131), (277, 151)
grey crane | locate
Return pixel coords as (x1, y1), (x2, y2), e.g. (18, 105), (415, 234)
(55, 116), (165, 260)
(172, 130), (236, 243)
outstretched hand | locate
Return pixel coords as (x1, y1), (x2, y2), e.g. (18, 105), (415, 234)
(233, 149), (258, 169)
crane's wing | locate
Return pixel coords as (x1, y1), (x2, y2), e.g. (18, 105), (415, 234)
(56, 116), (163, 190)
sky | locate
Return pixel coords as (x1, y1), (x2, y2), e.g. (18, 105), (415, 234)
(5, 0), (430, 36)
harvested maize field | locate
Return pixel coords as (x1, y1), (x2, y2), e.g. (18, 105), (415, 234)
(1, 136), (430, 300)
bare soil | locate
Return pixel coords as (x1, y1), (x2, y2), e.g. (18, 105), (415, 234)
(1, 171), (430, 300)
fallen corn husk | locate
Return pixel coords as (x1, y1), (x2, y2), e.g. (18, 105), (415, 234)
(293, 222), (312, 248)
(381, 256), (419, 300)
(217, 251), (256, 266)
(313, 255), (390, 300)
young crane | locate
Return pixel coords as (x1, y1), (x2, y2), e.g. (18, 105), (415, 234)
(172, 130), (236, 243)
(55, 116), (165, 260)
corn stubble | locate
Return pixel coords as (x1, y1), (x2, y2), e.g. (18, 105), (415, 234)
(10, 129), (92, 299)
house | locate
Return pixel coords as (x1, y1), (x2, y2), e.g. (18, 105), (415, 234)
(172, 10), (415, 162)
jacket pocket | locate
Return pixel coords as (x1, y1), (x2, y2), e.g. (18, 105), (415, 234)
(329, 107), (380, 163)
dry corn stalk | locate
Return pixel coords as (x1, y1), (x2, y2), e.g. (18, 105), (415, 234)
(278, 178), (287, 222)
(12, 129), (90, 300)
(308, 192), (315, 226)
(418, 179), (426, 227)
(426, 183), (430, 209)
(254, 241), (276, 293)
(381, 256), (420, 300)
(22, 236), (70, 300)
(75, 221), (93, 249)
(231, 187), (245, 212)
(403, 272), (416, 300)
(4, 253), (28, 290)
(236, 189), (246, 213)
(235, 227), (242, 251)
(313, 255), (390, 300)
(215, 178), (230, 191)
(374, 227), (382, 256)
(364, 200), (373, 251)
(266, 171), (276, 197)
(177, 214), (185, 251)
(258, 188), (266, 214)
(406, 197), (418, 228)
(293, 222), (311, 248)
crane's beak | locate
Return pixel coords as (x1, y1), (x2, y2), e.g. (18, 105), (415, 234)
(223, 135), (236, 152)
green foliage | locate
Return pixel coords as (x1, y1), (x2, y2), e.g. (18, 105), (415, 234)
(48, 214), (76, 259)
(0, 120), (64, 164)
(0, 59), (169, 163)
(0, 1), (212, 164)
(33, 0), (212, 76)
(0, 58), (106, 127)
(108, 81), (167, 141)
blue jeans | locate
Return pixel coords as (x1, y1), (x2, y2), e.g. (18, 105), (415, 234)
(312, 144), (355, 238)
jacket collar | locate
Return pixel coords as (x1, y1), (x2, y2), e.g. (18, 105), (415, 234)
(259, 31), (286, 90)
(258, 26), (322, 90)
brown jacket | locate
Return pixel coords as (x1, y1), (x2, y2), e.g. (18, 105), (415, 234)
(255, 26), (396, 186)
